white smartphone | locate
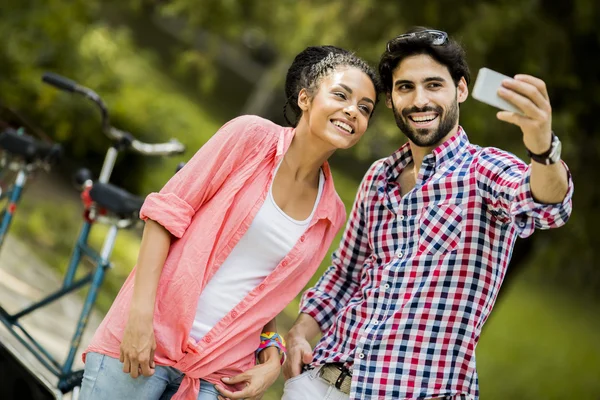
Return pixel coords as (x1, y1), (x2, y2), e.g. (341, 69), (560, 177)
(472, 67), (522, 114)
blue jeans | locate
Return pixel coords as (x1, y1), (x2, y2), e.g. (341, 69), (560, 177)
(79, 352), (220, 400)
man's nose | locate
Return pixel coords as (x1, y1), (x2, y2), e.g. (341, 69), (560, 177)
(413, 87), (430, 109)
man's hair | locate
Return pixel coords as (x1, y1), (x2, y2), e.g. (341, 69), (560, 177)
(378, 26), (470, 95)
(284, 45), (381, 127)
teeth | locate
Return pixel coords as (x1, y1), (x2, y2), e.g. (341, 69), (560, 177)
(333, 120), (353, 133)
(411, 115), (436, 122)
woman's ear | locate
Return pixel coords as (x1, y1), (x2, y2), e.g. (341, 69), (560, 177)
(298, 88), (311, 112)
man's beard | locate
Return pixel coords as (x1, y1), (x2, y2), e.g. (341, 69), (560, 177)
(392, 99), (459, 147)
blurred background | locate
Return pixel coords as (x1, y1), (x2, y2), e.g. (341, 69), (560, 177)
(0, 0), (598, 399)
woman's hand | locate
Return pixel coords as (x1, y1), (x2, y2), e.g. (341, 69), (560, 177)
(215, 348), (281, 400)
(119, 312), (156, 378)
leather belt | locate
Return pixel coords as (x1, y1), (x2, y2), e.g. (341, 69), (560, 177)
(319, 363), (352, 395)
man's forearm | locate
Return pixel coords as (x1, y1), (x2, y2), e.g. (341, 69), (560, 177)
(288, 313), (322, 342)
(530, 161), (569, 204)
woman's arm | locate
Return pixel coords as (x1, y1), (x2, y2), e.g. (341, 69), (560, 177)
(119, 219), (171, 378)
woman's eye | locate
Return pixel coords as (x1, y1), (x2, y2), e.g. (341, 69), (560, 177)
(334, 92), (347, 100)
(359, 105), (372, 114)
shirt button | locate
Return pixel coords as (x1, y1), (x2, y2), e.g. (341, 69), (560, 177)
(518, 221), (526, 228)
(358, 353), (365, 359)
(282, 260), (288, 267)
(383, 283), (390, 291)
(397, 251), (403, 258)
(203, 336), (212, 343)
(398, 215), (405, 221)
(258, 283), (266, 291)
(231, 310), (238, 318)
(300, 235), (306, 242)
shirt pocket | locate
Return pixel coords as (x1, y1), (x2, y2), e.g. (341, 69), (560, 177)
(417, 203), (463, 255)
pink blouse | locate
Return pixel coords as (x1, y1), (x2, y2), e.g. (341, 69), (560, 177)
(85, 115), (346, 399)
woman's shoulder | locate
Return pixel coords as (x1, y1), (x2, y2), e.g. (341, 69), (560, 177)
(222, 115), (284, 136)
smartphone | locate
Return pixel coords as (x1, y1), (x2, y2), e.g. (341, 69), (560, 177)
(472, 67), (522, 114)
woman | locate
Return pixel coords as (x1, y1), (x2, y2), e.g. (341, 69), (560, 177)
(79, 45), (380, 400)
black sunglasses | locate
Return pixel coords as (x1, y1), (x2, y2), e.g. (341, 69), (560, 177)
(386, 29), (449, 52)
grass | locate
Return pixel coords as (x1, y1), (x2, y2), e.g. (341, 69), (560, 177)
(476, 274), (600, 399)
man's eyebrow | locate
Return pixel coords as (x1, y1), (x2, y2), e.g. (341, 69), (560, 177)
(394, 79), (413, 87)
(423, 76), (447, 83)
(394, 76), (447, 87)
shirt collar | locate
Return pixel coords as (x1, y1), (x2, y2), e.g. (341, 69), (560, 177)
(383, 126), (470, 181)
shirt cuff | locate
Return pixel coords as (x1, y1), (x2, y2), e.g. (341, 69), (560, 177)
(139, 192), (195, 238)
(299, 293), (337, 334)
(510, 161), (573, 238)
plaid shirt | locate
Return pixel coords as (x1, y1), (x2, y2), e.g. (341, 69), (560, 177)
(300, 127), (573, 400)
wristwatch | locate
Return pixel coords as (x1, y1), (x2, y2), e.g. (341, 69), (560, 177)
(527, 133), (562, 165)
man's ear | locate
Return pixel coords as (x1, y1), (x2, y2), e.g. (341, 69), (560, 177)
(385, 93), (392, 108)
(457, 77), (469, 104)
(298, 88), (311, 111)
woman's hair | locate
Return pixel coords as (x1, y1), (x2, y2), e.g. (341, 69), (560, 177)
(378, 26), (470, 95)
(283, 45), (381, 127)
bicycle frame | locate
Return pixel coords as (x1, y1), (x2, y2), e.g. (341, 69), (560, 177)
(0, 167), (29, 248)
(0, 144), (123, 394)
(0, 73), (184, 395)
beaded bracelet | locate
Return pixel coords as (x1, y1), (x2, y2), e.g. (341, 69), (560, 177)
(255, 332), (287, 365)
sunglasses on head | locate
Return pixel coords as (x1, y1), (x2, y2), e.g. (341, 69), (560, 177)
(386, 29), (449, 52)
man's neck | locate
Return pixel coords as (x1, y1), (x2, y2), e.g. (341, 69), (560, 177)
(407, 125), (459, 175)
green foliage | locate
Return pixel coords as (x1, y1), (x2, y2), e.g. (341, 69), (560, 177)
(0, 0), (598, 397)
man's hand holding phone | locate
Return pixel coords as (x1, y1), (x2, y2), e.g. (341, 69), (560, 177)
(472, 68), (553, 154)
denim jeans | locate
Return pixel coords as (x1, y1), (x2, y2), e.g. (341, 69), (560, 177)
(79, 352), (219, 400)
(281, 366), (349, 400)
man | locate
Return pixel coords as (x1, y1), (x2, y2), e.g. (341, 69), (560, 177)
(282, 27), (573, 400)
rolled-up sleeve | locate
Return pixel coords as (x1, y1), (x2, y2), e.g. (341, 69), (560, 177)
(477, 148), (574, 238)
(140, 115), (270, 238)
(509, 162), (573, 237)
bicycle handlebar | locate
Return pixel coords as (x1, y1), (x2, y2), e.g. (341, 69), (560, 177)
(109, 127), (185, 156)
(42, 72), (81, 93)
(42, 72), (186, 157)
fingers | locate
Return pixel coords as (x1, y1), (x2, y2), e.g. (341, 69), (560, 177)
(496, 111), (529, 127)
(150, 345), (156, 369)
(221, 374), (249, 385)
(215, 383), (253, 400)
(122, 357), (131, 374)
(302, 350), (313, 364)
(284, 343), (313, 380)
(139, 356), (155, 377)
(129, 358), (141, 379)
(515, 74), (549, 99)
(499, 77), (551, 118)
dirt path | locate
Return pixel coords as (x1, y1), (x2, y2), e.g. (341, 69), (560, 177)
(0, 234), (103, 399)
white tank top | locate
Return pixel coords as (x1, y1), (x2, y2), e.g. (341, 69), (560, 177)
(189, 163), (325, 341)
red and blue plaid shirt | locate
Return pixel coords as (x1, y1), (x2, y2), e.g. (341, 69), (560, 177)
(300, 127), (573, 400)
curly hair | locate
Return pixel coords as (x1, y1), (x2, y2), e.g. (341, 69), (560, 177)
(378, 26), (470, 95)
(283, 45), (381, 127)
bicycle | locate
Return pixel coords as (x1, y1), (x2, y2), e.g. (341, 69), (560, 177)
(0, 72), (186, 398)
(0, 126), (62, 250)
